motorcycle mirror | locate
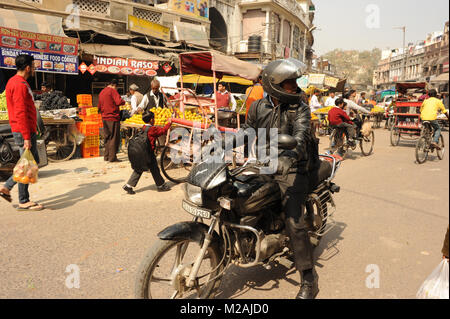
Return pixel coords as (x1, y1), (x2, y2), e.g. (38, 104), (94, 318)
(278, 134), (297, 150)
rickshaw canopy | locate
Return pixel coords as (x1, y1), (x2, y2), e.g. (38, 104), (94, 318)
(395, 82), (427, 93)
(181, 74), (253, 86)
(179, 51), (262, 81)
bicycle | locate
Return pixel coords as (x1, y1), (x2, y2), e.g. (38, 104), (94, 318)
(415, 121), (445, 164)
(329, 121), (375, 158)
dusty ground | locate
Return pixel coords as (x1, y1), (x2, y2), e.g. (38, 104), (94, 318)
(0, 127), (448, 299)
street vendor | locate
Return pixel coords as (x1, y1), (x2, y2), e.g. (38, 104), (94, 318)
(129, 84), (144, 116)
(137, 79), (168, 112)
(98, 79), (125, 163)
(244, 76), (264, 119)
(216, 82), (237, 111)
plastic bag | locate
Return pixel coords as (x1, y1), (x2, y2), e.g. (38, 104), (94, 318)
(416, 259), (449, 299)
(12, 149), (39, 184)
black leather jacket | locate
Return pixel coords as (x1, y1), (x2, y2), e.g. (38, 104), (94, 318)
(244, 95), (320, 174)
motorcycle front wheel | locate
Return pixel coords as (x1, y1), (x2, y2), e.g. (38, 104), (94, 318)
(135, 238), (224, 299)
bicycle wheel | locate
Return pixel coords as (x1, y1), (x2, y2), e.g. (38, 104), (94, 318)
(45, 127), (76, 162)
(329, 130), (345, 157)
(415, 137), (429, 164)
(436, 135), (445, 160)
(360, 131), (375, 156)
(160, 144), (193, 184)
(390, 128), (400, 146)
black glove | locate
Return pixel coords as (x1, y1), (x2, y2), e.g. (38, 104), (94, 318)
(277, 156), (296, 177)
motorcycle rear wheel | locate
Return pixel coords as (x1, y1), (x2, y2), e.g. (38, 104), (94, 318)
(135, 238), (223, 299)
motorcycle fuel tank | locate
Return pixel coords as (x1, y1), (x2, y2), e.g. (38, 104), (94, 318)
(186, 161), (229, 191)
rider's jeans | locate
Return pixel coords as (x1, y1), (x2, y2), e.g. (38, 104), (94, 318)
(336, 123), (356, 140)
(430, 120), (441, 144)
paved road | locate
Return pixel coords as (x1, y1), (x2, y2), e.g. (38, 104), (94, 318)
(0, 127), (448, 299)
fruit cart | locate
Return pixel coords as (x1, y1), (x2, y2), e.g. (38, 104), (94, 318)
(159, 51), (261, 183)
(390, 82), (427, 147)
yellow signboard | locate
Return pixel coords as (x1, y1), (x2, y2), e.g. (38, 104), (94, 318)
(168, 0), (209, 20)
(127, 15), (170, 41)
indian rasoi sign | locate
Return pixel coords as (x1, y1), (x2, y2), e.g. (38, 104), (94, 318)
(93, 56), (159, 77)
(0, 26), (79, 74)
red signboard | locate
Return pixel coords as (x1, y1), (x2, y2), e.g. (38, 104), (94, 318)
(0, 26), (78, 56)
(444, 62), (449, 73)
(78, 62), (87, 74)
(93, 56), (159, 76)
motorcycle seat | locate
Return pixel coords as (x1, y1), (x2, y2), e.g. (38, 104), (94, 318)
(317, 160), (333, 184)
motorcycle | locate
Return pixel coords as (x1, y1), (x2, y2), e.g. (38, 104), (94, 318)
(135, 135), (342, 299)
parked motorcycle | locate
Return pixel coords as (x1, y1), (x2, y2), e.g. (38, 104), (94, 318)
(135, 135), (342, 299)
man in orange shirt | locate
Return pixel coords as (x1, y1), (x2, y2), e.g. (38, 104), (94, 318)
(244, 76), (264, 120)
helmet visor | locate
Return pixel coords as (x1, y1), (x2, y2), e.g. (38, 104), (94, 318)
(269, 58), (307, 85)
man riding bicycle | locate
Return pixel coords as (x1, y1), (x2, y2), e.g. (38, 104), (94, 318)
(420, 89), (449, 149)
(328, 98), (357, 146)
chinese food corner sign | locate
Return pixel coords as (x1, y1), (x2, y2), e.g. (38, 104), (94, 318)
(93, 56), (159, 77)
(0, 27), (79, 75)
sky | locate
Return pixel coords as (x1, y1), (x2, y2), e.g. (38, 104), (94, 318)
(312, 0), (449, 55)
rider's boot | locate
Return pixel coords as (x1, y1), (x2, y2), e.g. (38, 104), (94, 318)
(296, 269), (319, 299)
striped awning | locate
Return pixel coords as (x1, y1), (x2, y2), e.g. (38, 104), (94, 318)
(0, 8), (65, 37)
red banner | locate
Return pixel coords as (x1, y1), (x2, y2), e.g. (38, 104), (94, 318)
(0, 26), (78, 56)
(93, 56), (159, 76)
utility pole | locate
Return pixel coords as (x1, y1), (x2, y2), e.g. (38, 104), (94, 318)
(394, 26), (407, 81)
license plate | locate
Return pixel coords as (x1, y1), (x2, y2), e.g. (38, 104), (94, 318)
(182, 200), (212, 219)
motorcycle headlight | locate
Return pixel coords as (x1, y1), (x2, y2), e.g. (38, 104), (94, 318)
(183, 183), (203, 206)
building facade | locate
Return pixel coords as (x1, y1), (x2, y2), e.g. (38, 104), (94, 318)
(373, 21), (449, 91)
(213, 0), (316, 65)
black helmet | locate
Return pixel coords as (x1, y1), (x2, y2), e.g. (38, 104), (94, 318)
(261, 58), (306, 104)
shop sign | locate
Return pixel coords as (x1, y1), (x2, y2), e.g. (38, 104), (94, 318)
(88, 64), (96, 75)
(0, 26), (79, 74)
(324, 76), (340, 88)
(127, 15), (170, 42)
(168, 0), (209, 20)
(79, 62), (87, 74)
(162, 63), (172, 73)
(444, 62), (449, 73)
(308, 73), (325, 85)
(93, 56), (159, 77)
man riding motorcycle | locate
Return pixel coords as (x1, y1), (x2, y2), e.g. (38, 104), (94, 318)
(243, 58), (322, 299)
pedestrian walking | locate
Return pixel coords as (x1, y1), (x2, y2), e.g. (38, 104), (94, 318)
(98, 79), (125, 163)
(123, 111), (171, 194)
(0, 54), (44, 211)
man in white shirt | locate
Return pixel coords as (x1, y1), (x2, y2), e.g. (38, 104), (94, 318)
(129, 84), (144, 116)
(137, 79), (168, 113)
(309, 89), (322, 113)
(324, 92), (336, 107)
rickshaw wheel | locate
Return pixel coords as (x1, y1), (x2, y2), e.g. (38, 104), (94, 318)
(390, 128), (401, 146)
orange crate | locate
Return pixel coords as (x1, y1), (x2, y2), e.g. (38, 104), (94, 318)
(81, 145), (100, 158)
(86, 107), (98, 116)
(79, 114), (103, 128)
(77, 94), (92, 105)
(78, 121), (99, 136)
(83, 135), (100, 148)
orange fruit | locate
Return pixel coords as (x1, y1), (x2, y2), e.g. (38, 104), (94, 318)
(20, 176), (30, 184)
(13, 175), (20, 182)
(29, 177), (37, 184)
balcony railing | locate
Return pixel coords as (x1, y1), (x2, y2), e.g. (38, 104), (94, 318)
(239, 0), (309, 24)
